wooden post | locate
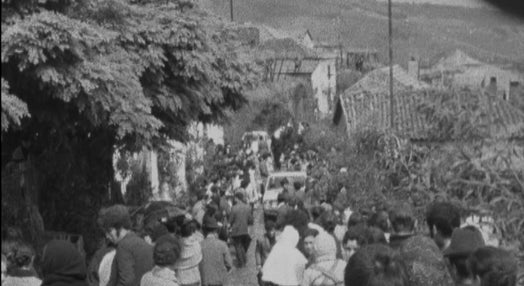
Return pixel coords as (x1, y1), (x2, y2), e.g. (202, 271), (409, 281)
(388, 0), (395, 131)
(230, 0), (234, 21)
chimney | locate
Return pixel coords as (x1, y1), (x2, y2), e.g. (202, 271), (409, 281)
(408, 57), (419, 80)
(488, 77), (497, 96)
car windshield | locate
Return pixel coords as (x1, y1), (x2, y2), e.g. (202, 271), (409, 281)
(267, 175), (306, 190)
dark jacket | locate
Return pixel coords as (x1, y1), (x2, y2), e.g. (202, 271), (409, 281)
(229, 201), (253, 236)
(108, 232), (154, 286)
(390, 234), (454, 286)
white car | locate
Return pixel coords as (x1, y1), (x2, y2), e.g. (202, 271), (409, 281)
(262, 171), (307, 211)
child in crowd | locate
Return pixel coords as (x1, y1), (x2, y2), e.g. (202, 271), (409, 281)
(141, 234), (181, 286)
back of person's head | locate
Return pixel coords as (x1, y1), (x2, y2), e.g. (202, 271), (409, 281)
(234, 191), (244, 202)
(293, 181), (302, 191)
(153, 234), (181, 267)
(145, 222), (170, 244)
(280, 178), (289, 187)
(347, 212), (364, 228)
(388, 203), (415, 234)
(426, 201), (461, 238)
(12, 242), (34, 269)
(180, 220), (196, 238)
(345, 244), (407, 286)
(317, 211), (337, 233)
(281, 209), (309, 233)
(98, 205), (132, 231)
(468, 246), (517, 286)
(311, 206), (324, 221)
(368, 210), (390, 233)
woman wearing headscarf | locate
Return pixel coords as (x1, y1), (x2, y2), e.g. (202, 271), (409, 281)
(41, 240), (88, 286)
(261, 225), (307, 286)
(301, 232), (346, 286)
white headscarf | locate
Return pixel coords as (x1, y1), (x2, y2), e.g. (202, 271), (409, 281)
(262, 226), (307, 286)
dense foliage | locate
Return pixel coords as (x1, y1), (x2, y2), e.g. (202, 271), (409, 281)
(302, 90), (524, 250)
(1, 0), (258, 256)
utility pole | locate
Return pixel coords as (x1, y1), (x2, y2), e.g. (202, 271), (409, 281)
(230, 0), (234, 21)
(388, 0), (395, 131)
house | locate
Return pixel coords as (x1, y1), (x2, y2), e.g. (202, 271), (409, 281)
(270, 57), (337, 117)
(420, 50), (524, 100)
(333, 88), (524, 141)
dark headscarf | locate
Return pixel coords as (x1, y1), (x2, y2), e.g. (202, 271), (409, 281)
(41, 240), (88, 286)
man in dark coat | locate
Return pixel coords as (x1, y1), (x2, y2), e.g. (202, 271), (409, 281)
(388, 203), (454, 286)
(99, 205), (153, 286)
(229, 192), (253, 268)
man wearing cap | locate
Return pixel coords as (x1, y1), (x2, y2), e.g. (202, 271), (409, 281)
(99, 205), (153, 286)
(229, 192), (253, 268)
(443, 226), (485, 285)
(200, 216), (233, 286)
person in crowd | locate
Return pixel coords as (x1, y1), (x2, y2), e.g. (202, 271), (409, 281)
(302, 231), (346, 286)
(140, 234), (181, 286)
(174, 217), (203, 286)
(41, 240), (88, 286)
(317, 211), (343, 260)
(191, 191), (207, 227)
(443, 227), (485, 286)
(302, 228), (319, 267)
(256, 220), (278, 280)
(1, 227), (23, 276)
(388, 203), (454, 286)
(229, 192), (253, 268)
(199, 216), (232, 286)
(88, 236), (116, 286)
(346, 212), (364, 229)
(367, 210), (390, 242)
(144, 223), (170, 246)
(276, 193), (291, 227)
(262, 226), (307, 286)
(281, 179), (294, 197)
(294, 182), (305, 203)
(468, 246), (517, 286)
(344, 244), (407, 286)
(1, 242), (40, 286)
(99, 205), (153, 286)
(426, 201), (461, 251)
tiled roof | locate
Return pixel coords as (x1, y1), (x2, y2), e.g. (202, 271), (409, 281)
(345, 65), (429, 94)
(337, 89), (524, 140)
(433, 49), (483, 71)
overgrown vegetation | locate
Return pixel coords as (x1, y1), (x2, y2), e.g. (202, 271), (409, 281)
(301, 91), (524, 251)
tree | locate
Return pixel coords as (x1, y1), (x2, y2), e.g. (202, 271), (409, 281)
(1, 0), (258, 256)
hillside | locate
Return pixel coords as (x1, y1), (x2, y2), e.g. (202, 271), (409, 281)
(200, 0), (524, 68)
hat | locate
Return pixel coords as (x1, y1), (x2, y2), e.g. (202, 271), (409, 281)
(314, 232), (337, 261)
(444, 227), (485, 257)
(202, 216), (220, 229)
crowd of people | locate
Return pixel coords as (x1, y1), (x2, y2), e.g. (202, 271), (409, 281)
(0, 131), (521, 286)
